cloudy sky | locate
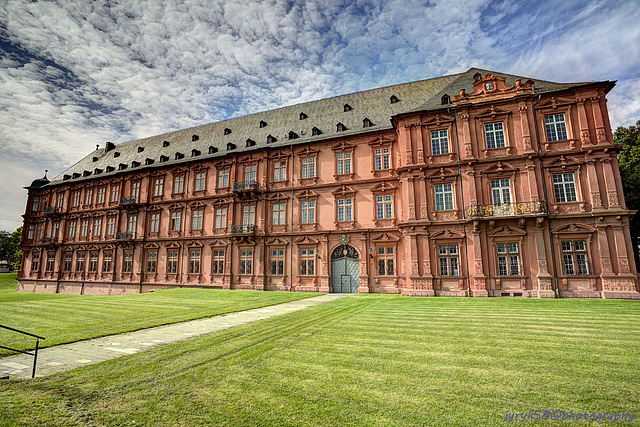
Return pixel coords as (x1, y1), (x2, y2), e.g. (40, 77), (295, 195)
(1, 0), (639, 231)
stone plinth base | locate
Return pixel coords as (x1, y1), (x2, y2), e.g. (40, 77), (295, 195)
(470, 288), (488, 297)
(401, 289), (435, 297)
(435, 289), (466, 297)
(602, 291), (640, 299)
(559, 289), (602, 298)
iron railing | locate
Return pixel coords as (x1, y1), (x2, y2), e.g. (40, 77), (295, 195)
(119, 196), (139, 205)
(44, 206), (61, 214)
(230, 225), (257, 234)
(40, 237), (57, 244)
(116, 231), (135, 240)
(466, 201), (547, 218)
(0, 325), (46, 378)
(232, 181), (260, 192)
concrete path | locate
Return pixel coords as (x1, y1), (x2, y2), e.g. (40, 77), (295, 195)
(0, 293), (352, 379)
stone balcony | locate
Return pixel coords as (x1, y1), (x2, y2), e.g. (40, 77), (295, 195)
(230, 225), (257, 234)
(466, 201), (548, 218)
(115, 231), (136, 240)
(232, 181), (260, 192)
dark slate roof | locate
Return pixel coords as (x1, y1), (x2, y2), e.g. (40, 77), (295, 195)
(45, 67), (609, 187)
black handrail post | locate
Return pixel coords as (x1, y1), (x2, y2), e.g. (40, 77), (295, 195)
(32, 339), (40, 378)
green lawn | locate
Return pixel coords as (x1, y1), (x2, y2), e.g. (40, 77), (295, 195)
(2, 294), (639, 426)
(0, 273), (318, 355)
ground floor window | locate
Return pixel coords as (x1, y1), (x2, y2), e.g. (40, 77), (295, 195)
(103, 251), (112, 273)
(147, 250), (157, 273)
(64, 252), (72, 272)
(89, 252), (98, 273)
(300, 248), (315, 275)
(46, 252), (55, 272)
(561, 240), (590, 275)
(167, 250), (179, 274)
(376, 246), (394, 276)
(438, 245), (459, 276)
(76, 252), (86, 272)
(122, 251), (133, 273)
(212, 250), (225, 274)
(189, 250), (201, 274)
(497, 243), (520, 276)
(240, 249), (253, 275)
(270, 249), (285, 275)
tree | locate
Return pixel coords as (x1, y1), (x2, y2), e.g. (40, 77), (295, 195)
(0, 226), (22, 267)
(615, 120), (640, 259)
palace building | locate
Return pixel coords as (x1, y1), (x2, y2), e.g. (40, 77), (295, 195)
(17, 68), (640, 298)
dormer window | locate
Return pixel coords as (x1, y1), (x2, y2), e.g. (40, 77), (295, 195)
(92, 157), (98, 162)
(191, 149), (201, 157)
(163, 141), (170, 147)
(312, 127), (322, 136)
(192, 135), (199, 141)
(246, 139), (256, 147)
(105, 167), (115, 172)
(336, 123), (347, 132)
(145, 158), (155, 165)
(175, 152), (184, 160)
(72, 172), (80, 178)
(138, 146), (144, 152)
(343, 104), (352, 112)
(224, 128), (232, 135)
(267, 135), (277, 143)
(299, 112), (307, 120)
(83, 170), (92, 177)
(94, 168), (103, 174)
(118, 163), (127, 170)
(131, 161), (140, 168)
(363, 118), (374, 128)
(289, 131), (299, 139)
(63, 174), (71, 180)
(259, 120), (267, 128)
(441, 94), (451, 105)
(227, 142), (236, 150)
(113, 151), (120, 158)
(390, 95), (399, 104)
(159, 155), (169, 162)
(208, 146), (218, 154)
(474, 72), (482, 82)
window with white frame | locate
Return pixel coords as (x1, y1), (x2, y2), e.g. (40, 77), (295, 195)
(240, 249), (253, 275)
(63, 252), (72, 272)
(496, 243), (520, 276)
(337, 197), (353, 222)
(244, 165), (257, 182)
(170, 211), (181, 231)
(431, 130), (449, 155)
(89, 252), (98, 273)
(243, 206), (255, 226)
(374, 147), (390, 170)
(102, 251), (112, 272)
(131, 182), (140, 199)
(46, 252), (55, 272)
(192, 208), (203, 230)
(173, 175), (185, 194)
(300, 248), (315, 275)
(56, 193), (64, 208)
(189, 250), (200, 274)
(153, 178), (164, 197)
(561, 240), (590, 275)
(376, 247), (395, 276)
(52, 222), (59, 239)
(273, 161), (287, 182)
(212, 250), (225, 274)
(544, 113), (568, 142)
(301, 157), (316, 178)
(491, 179), (512, 205)
(376, 194), (393, 219)
(553, 173), (577, 203)
(484, 122), (506, 149)
(434, 183), (454, 211)
(149, 213), (160, 233)
(68, 220), (76, 238)
(84, 189), (93, 206)
(215, 207), (227, 229)
(337, 152), (352, 175)
(27, 224), (34, 240)
(167, 250), (179, 274)
(301, 200), (315, 224)
(122, 251), (133, 273)
(92, 218), (102, 237)
(194, 172), (206, 191)
(110, 185), (119, 203)
(32, 197), (39, 211)
(80, 219), (89, 237)
(106, 217), (115, 236)
(31, 252), (40, 272)
(270, 249), (285, 275)
(438, 245), (460, 276)
(97, 187), (106, 204)
(36, 223), (43, 240)
(127, 214), (137, 234)
(218, 169), (229, 188)
(147, 250), (157, 273)
(272, 203), (286, 225)
(76, 252), (86, 272)
(72, 191), (81, 207)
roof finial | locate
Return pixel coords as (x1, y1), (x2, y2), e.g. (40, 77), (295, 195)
(44, 169), (48, 178)
(96, 144), (100, 150)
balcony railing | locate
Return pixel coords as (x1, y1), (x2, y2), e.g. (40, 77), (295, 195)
(44, 207), (61, 214)
(466, 201), (548, 218)
(116, 231), (136, 240)
(233, 181), (260, 192)
(40, 237), (57, 244)
(119, 196), (139, 205)
(230, 225), (257, 234)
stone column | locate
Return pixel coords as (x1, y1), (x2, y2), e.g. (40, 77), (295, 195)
(600, 158), (621, 208)
(590, 95), (608, 145)
(525, 161), (540, 202)
(459, 110), (473, 160)
(612, 226), (631, 273)
(402, 124), (413, 166)
(576, 98), (593, 148)
(533, 218), (553, 296)
(519, 101), (535, 153)
(596, 225), (613, 275)
(470, 222), (487, 296)
(417, 177), (428, 219)
(416, 125), (425, 164)
(254, 241), (264, 291)
(319, 235), (330, 292)
(407, 177), (416, 220)
(585, 159), (603, 210)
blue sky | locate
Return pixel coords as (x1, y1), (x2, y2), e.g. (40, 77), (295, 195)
(1, 0), (639, 231)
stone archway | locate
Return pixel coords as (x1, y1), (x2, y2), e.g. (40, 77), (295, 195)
(330, 245), (359, 293)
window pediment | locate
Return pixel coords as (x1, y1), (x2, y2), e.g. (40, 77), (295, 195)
(170, 167), (187, 175)
(188, 200), (205, 208)
(239, 154), (260, 165)
(144, 242), (160, 249)
(296, 189), (319, 199)
(295, 235), (319, 245)
(545, 155), (583, 170)
(371, 232), (400, 242)
(209, 239), (228, 247)
(331, 141), (355, 152)
(475, 105), (512, 120)
(488, 226), (527, 237)
(267, 150), (291, 160)
(430, 229), (465, 240)
(552, 223), (596, 234)
(332, 185), (356, 196)
(426, 167), (458, 181)
(481, 161), (518, 175)
(148, 204), (162, 212)
(163, 241), (182, 248)
(267, 192), (289, 201)
(370, 181), (397, 192)
(214, 159), (234, 169)
(212, 197), (233, 206)
(186, 240), (204, 248)
(535, 95), (575, 110)
(168, 203), (184, 211)
(297, 146), (319, 156)
(420, 114), (455, 128)
(367, 135), (395, 147)
(266, 237), (289, 246)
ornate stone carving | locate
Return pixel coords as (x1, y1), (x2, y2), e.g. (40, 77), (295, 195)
(539, 278), (552, 290)
(592, 192), (602, 208)
(596, 128), (607, 144)
(603, 279), (636, 292)
(464, 144), (473, 158)
(474, 260), (483, 274)
(409, 205), (416, 219)
(406, 150), (413, 164)
(601, 257), (612, 272)
(539, 259), (548, 274)
(417, 149), (424, 163)
(608, 192), (619, 207)
(411, 260), (419, 275)
(423, 259), (431, 274)
(619, 258), (630, 272)
(580, 129), (591, 145)
(523, 135), (532, 151)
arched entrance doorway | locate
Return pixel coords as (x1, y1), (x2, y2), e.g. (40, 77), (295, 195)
(331, 245), (359, 293)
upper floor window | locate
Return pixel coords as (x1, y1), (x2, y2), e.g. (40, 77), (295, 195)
(545, 113), (568, 142)
(270, 249), (285, 275)
(149, 212), (160, 233)
(131, 182), (140, 199)
(153, 178), (164, 197)
(441, 94), (451, 105)
(72, 191), (81, 207)
(496, 243), (520, 276)
(337, 197), (353, 222)
(56, 193), (64, 209)
(363, 118), (373, 128)
(110, 185), (120, 203)
(127, 214), (137, 234)
(312, 127), (322, 136)
(484, 122), (506, 149)
(173, 175), (185, 194)
(336, 153), (352, 175)
(244, 165), (257, 182)
(374, 147), (390, 170)
(434, 183), (454, 211)
(63, 252), (73, 272)
(218, 169), (229, 188)
(438, 245), (459, 276)
(92, 218), (102, 237)
(376, 195), (393, 219)
(106, 217), (116, 236)
(194, 172), (206, 192)
(272, 203), (286, 225)
(80, 219), (89, 237)
(336, 122), (346, 132)
(52, 221), (59, 238)
(170, 211), (182, 231)
(32, 197), (39, 211)
(84, 189), (93, 206)
(97, 187), (106, 204)
(553, 173), (577, 203)
(215, 207), (227, 229)
(68, 220), (77, 238)
(273, 161), (287, 182)
(300, 248), (315, 275)
(46, 252), (55, 272)
(301, 200), (315, 224)
(491, 179), (511, 206)
(243, 205), (255, 226)
(301, 157), (316, 179)
(376, 247), (395, 276)
(431, 130), (449, 155)
(27, 224), (35, 240)
(31, 252), (40, 272)
(36, 223), (43, 240)
(561, 240), (590, 276)
(192, 208), (204, 230)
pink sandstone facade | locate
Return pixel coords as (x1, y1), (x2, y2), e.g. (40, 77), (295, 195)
(17, 68), (640, 298)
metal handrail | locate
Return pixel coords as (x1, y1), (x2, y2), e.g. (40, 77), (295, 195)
(0, 324), (45, 378)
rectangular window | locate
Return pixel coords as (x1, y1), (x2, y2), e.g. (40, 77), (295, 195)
(497, 243), (520, 276)
(167, 250), (179, 274)
(68, 221), (76, 238)
(170, 211), (182, 231)
(80, 219), (89, 237)
(189, 250), (201, 274)
(147, 251), (157, 273)
(301, 200), (315, 224)
(149, 213), (160, 233)
(337, 152), (352, 175)
(218, 169), (229, 188)
(76, 252), (85, 272)
(97, 187), (106, 204)
(153, 178), (164, 197)
(376, 195), (393, 219)
(56, 193), (64, 209)
(300, 248), (315, 275)
(485, 122), (506, 149)
(270, 249), (285, 275)
(434, 183), (454, 211)
(240, 249), (253, 275)
(553, 173), (577, 203)
(102, 251), (112, 273)
(131, 182), (140, 200)
(491, 179), (512, 205)
(110, 185), (119, 203)
(122, 251), (133, 273)
(215, 207), (227, 229)
(52, 222), (60, 239)
(374, 147), (390, 170)
(194, 172), (206, 191)
(63, 253), (72, 272)
(84, 189), (93, 206)
(243, 206), (255, 226)
(27, 225), (34, 240)
(438, 245), (460, 276)
(92, 218), (102, 237)
(72, 191), (80, 207)
(173, 175), (184, 194)
(376, 247), (395, 276)
(272, 203), (286, 225)
(31, 252), (40, 272)
(562, 240), (590, 276)
(192, 208), (203, 230)
(337, 198), (353, 222)
(36, 223), (43, 240)
(46, 252), (55, 272)
(274, 161), (287, 182)
(301, 157), (316, 178)
(127, 214), (137, 235)
(212, 250), (225, 274)
(89, 252), (98, 273)
(106, 217), (116, 236)
(431, 130), (449, 155)
(545, 113), (568, 142)
(32, 197), (39, 212)
(244, 165), (257, 182)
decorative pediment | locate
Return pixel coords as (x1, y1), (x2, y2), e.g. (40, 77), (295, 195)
(545, 155), (583, 169)
(426, 167), (458, 180)
(129, 173), (145, 181)
(77, 245), (87, 251)
(481, 161), (518, 175)
(267, 150), (290, 160)
(332, 185), (356, 196)
(371, 232), (401, 242)
(81, 212), (92, 218)
(168, 203), (184, 211)
(150, 169), (166, 177)
(209, 239), (228, 247)
(488, 226), (527, 237)
(420, 114), (455, 128)
(63, 245), (74, 252)
(430, 229), (465, 240)
(239, 154), (260, 165)
(170, 166), (187, 175)
(296, 189), (319, 199)
(367, 135), (395, 147)
(453, 73), (534, 102)
(186, 240), (204, 248)
(191, 164), (208, 172)
(297, 146), (319, 156)
(331, 141), (356, 151)
(211, 197), (233, 206)
(163, 241), (182, 248)
(266, 237), (290, 246)
(144, 242), (160, 249)
(147, 204), (163, 212)
(213, 159), (234, 169)
(235, 236), (256, 246)
(535, 95), (575, 110)
(475, 105), (512, 119)
(104, 244), (115, 250)
(188, 200), (206, 208)
(552, 223), (596, 234)
(267, 192), (289, 201)
(370, 181), (397, 192)
(294, 235), (319, 245)
(88, 244), (100, 251)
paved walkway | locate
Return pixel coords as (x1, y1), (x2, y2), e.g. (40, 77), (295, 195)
(1, 293), (352, 379)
